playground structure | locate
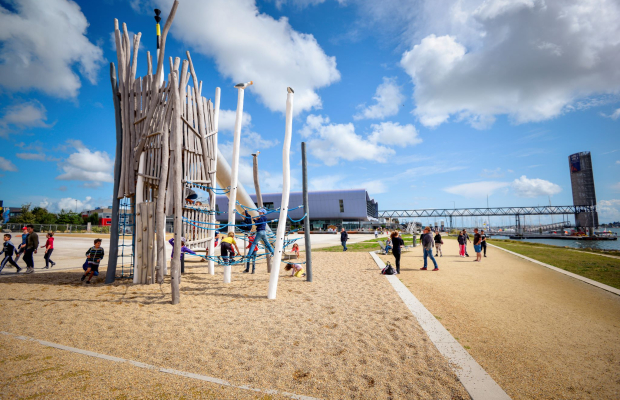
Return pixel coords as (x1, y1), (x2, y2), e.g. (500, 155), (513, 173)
(105, 1), (306, 303)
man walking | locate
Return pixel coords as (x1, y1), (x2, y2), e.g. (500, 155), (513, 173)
(420, 227), (439, 271)
(480, 230), (487, 257)
(23, 225), (39, 273)
(246, 209), (274, 259)
(340, 228), (348, 251)
(473, 228), (482, 262)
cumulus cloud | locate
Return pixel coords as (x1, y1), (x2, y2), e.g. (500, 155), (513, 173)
(309, 174), (386, 194)
(16, 153), (46, 161)
(217, 109), (252, 133)
(398, 0), (620, 128)
(299, 114), (395, 166)
(152, 0), (340, 114)
(56, 140), (114, 185)
(0, 101), (53, 137)
(444, 181), (510, 198)
(0, 156), (18, 172)
(511, 175), (562, 197)
(368, 121), (421, 146)
(598, 199), (620, 221)
(354, 77), (405, 120)
(0, 0), (104, 98)
(309, 174), (347, 191)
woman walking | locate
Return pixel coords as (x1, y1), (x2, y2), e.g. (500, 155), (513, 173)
(434, 230), (443, 257)
(457, 231), (466, 257)
(390, 231), (404, 274)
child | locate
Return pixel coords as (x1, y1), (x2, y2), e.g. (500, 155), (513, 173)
(243, 233), (256, 274)
(291, 243), (300, 258)
(0, 234), (21, 274)
(14, 227), (28, 263)
(284, 263), (305, 278)
(82, 239), (104, 284)
(169, 237), (196, 274)
(41, 232), (56, 269)
(220, 232), (240, 264)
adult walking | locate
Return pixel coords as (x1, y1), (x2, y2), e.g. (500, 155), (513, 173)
(434, 230), (443, 257)
(391, 231), (404, 274)
(480, 230), (487, 257)
(473, 228), (482, 262)
(462, 229), (471, 257)
(247, 209), (274, 259)
(340, 228), (349, 251)
(457, 231), (466, 257)
(374, 229), (378, 239)
(23, 224), (38, 273)
(420, 227), (439, 271)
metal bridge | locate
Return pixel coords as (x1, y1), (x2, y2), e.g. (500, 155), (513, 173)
(379, 205), (596, 231)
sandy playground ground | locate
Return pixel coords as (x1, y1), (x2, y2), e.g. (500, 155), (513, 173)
(379, 241), (620, 400)
(0, 252), (470, 400)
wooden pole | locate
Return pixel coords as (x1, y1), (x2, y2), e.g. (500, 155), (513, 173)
(252, 152), (271, 272)
(106, 62), (122, 284)
(302, 141), (312, 282)
(170, 68), (183, 305)
(268, 87), (294, 299)
(155, 91), (171, 284)
(208, 88), (220, 276)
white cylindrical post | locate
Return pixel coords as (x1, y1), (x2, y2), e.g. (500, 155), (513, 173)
(225, 84), (246, 283)
(208, 87), (221, 276)
(268, 87), (294, 300)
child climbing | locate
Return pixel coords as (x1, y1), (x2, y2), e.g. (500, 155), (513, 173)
(220, 232), (240, 265)
(169, 237), (196, 274)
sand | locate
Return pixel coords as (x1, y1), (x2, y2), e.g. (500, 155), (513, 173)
(380, 243), (620, 400)
(0, 252), (469, 399)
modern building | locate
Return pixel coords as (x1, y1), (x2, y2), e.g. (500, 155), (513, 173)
(215, 189), (379, 230)
(82, 207), (114, 226)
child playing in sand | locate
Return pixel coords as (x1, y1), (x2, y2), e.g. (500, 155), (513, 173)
(291, 243), (299, 258)
(284, 263), (305, 278)
(82, 238), (104, 284)
(41, 232), (55, 269)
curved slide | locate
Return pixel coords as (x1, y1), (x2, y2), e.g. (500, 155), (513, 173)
(216, 148), (259, 218)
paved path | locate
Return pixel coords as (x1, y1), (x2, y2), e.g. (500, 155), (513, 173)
(379, 242), (620, 400)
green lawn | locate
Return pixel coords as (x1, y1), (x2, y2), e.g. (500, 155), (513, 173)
(490, 239), (620, 289)
(314, 234), (415, 252)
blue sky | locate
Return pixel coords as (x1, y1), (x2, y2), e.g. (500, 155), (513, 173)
(1, 0), (619, 225)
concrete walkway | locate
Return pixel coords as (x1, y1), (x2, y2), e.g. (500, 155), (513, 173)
(379, 242), (620, 400)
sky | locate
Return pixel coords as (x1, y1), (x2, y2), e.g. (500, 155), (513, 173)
(0, 0), (619, 225)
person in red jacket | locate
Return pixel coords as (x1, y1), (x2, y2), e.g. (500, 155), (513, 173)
(41, 232), (56, 269)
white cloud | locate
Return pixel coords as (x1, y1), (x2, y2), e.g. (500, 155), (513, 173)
(354, 77), (405, 120)
(368, 121), (421, 146)
(444, 181), (510, 198)
(309, 174), (346, 191)
(16, 153), (46, 161)
(0, 101), (53, 137)
(0, 0), (104, 98)
(616, 160), (620, 165)
(155, 0), (340, 114)
(299, 114), (394, 166)
(0, 156), (18, 172)
(308, 174), (385, 194)
(511, 175), (562, 198)
(217, 109), (252, 133)
(598, 199), (620, 221)
(56, 141), (113, 184)
(109, 30), (143, 52)
(398, 0), (620, 128)
(612, 182), (620, 191)
(360, 179), (388, 195)
(57, 196), (94, 212)
(601, 108), (620, 120)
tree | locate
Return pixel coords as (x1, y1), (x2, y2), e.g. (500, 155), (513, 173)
(57, 209), (83, 225)
(32, 207), (57, 224)
(88, 212), (99, 225)
(12, 203), (36, 224)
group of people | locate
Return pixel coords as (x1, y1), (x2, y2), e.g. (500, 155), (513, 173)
(0, 225), (55, 274)
(457, 228), (487, 261)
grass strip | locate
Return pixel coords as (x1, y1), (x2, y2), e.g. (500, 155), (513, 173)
(314, 235), (414, 252)
(490, 240), (620, 290)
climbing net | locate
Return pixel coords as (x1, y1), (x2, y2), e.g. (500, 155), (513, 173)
(182, 182), (307, 266)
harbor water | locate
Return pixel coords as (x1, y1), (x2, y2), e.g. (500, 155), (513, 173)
(491, 228), (620, 251)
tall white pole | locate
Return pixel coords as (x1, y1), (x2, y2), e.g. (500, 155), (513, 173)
(208, 87), (221, 276)
(268, 87), (294, 300)
(225, 81), (252, 283)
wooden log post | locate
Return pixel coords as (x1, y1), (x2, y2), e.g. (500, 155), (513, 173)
(207, 88), (220, 276)
(106, 62), (122, 284)
(156, 95), (171, 284)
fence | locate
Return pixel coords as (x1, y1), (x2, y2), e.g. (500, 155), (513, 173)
(1, 223), (111, 234)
